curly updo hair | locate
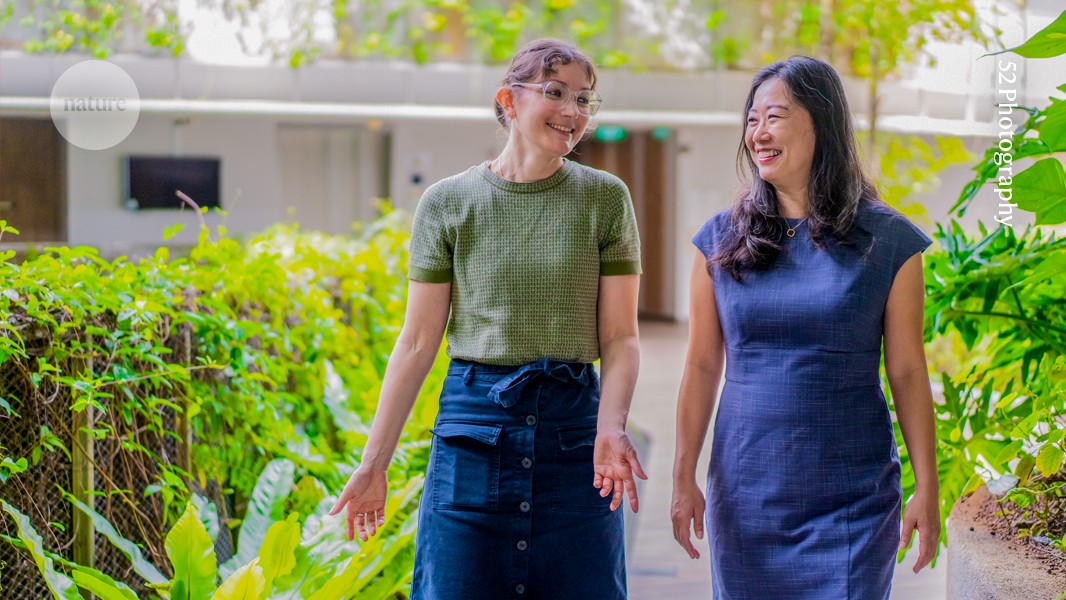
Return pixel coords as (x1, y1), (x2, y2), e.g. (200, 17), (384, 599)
(494, 39), (598, 129)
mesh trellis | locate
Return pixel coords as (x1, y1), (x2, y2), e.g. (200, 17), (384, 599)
(90, 401), (178, 595)
(0, 325), (75, 598)
(0, 318), (210, 596)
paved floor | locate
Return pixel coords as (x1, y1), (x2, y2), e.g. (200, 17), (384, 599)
(624, 321), (947, 599)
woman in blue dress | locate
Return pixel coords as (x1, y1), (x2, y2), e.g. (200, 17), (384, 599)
(670, 56), (941, 599)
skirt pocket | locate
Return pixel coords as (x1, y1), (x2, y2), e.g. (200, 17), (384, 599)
(429, 421), (503, 512)
(551, 421), (611, 512)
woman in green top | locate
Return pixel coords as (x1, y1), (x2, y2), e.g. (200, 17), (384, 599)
(330, 39), (646, 599)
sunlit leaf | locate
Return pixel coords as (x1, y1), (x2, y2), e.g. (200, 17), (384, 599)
(1036, 443), (1065, 478)
(986, 9), (1066, 58)
(1013, 158), (1066, 225)
(66, 492), (168, 585)
(166, 501), (217, 600)
(0, 500), (83, 599)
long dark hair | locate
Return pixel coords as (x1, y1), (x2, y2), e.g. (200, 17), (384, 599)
(715, 55), (878, 281)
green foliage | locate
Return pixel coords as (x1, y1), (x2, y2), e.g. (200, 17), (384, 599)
(1013, 158), (1066, 226)
(956, 88), (1066, 225)
(328, 0), (623, 67)
(69, 567), (140, 600)
(211, 558), (265, 599)
(65, 492), (169, 586)
(1, 209), (442, 596)
(4, 0), (988, 76)
(167, 501), (218, 600)
(256, 513), (300, 589)
(831, 0), (981, 79)
(9, 0), (185, 58)
(884, 9), (1066, 562)
(916, 9), (1066, 535)
(986, 9), (1066, 59)
(0, 500), (82, 599)
(875, 134), (973, 225)
(915, 222), (1066, 556)
(180, 212), (442, 502)
(3, 463), (424, 598)
(956, 11), (1066, 227)
(219, 459), (295, 579)
(687, 0), (984, 74)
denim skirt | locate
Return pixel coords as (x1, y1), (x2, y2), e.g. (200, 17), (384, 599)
(410, 358), (626, 600)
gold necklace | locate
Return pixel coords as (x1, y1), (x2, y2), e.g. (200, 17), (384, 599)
(785, 217), (807, 238)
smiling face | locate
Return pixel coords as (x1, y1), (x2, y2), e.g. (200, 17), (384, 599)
(745, 77), (816, 194)
(506, 62), (592, 158)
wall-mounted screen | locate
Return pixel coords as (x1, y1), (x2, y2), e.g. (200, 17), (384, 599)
(123, 156), (221, 210)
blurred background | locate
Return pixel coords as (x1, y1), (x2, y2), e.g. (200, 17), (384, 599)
(2, 2), (1065, 599)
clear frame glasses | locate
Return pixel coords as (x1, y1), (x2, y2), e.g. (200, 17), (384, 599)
(511, 81), (603, 117)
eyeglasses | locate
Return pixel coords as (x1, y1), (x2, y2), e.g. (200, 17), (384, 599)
(511, 81), (603, 117)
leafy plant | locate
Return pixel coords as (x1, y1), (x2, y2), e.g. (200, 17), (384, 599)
(2, 459), (425, 599)
(911, 222), (1066, 557)
(874, 133), (974, 224)
(0, 208), (443, 595)
(5, 0), (185, 58)
(904, 8), (1066, 559)
(2, 0), (988, 79)
(955, 11), (1066, 229)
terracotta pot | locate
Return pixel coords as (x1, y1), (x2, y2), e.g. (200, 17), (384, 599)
(947, 485), (1066, 599)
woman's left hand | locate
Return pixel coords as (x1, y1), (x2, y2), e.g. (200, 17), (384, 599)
(899, 487), (941, 573)
(593, 429), (648, 512)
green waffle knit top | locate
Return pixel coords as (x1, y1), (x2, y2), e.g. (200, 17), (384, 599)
(408, 159), (642, 365)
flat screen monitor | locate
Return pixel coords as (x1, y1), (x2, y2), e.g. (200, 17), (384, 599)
(123, 156), (221, 210)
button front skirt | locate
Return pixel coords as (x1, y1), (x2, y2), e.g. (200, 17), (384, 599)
(410, 359), (627, 600)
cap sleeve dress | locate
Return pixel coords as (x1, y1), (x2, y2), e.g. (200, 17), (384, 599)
(690, 202), (932, 599)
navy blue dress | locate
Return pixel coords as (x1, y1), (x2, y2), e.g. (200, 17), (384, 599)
(691, 202), (932, 599)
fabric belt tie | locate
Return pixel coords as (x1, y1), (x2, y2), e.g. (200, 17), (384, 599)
(479, 358), (594, 408)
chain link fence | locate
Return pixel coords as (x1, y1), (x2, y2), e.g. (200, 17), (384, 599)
(0, 320), (234, 597)
(0, 325), (74, 598)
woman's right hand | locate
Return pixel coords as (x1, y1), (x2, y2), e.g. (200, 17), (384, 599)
(328, 467), (389, 542)
(670, 478), (706, 559)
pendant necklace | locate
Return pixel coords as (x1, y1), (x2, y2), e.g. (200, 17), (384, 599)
(786, 217), (807, 238)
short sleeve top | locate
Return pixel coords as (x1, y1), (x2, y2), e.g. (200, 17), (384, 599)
(409, 160), (641, 365)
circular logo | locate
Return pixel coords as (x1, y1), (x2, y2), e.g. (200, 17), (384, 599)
(50, 60), (141, 150)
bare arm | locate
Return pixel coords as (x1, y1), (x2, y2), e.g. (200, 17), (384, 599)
(330, 279), (450, 540)
(360, 280), (452, 469)
(671, 250), (726, 559)
(674, 251), (725, 481)
(592, 274), (648, 511)
(597, 274), (641, 432)
(883, 252), (940, 573)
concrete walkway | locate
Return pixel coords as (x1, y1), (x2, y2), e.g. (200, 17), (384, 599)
(625, 321), (947, 599)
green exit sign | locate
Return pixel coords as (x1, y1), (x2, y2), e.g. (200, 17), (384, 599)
(594, 125), (627, 142)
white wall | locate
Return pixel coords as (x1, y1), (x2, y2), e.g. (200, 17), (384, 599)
(62, 115), (392, 251)
(388, 120), (503, 213)
(66, 115), (284, 250)
(673, 125), (745, 321)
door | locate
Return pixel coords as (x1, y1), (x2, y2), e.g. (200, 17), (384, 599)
(0, 117), (66, 242)
(571, 129), (676, 320)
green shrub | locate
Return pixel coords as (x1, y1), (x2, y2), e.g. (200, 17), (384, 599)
(897, 9), (1066, 560)
(0, 210), (443, 597)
